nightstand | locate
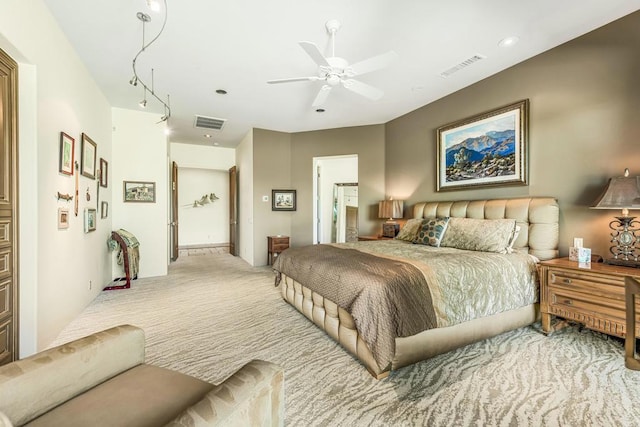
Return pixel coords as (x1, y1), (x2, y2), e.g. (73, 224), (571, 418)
(267, 236), (289, 265)
(539, 258), (640, 339)
(357, 235), (393, 241)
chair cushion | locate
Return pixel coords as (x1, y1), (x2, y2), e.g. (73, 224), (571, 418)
(25, 364), (214, 427)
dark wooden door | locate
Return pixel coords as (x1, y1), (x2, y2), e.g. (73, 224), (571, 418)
(170, 161), (179, 261)
(0, 48), (18, 365)
(229, 166), (238, 256)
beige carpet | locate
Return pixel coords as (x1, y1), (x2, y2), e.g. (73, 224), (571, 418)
(54, 253), (640, 426)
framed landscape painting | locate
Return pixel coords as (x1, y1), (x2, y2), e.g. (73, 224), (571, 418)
(81, 133), (97, 179)
(436, 99), (528, 191)
(123, 181), (156, 203)
(272, 189), (296, 211)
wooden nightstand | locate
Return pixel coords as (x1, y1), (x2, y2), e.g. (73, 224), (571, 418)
(539, 258), (640, 339)
(357, 235), (393, 241)
(267, 236), (289, 265)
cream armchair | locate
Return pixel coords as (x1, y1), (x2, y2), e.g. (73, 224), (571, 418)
(0, 325), (284, 426)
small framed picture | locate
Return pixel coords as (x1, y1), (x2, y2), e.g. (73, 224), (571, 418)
(101, 201), (108, 219)
(81, 133), (97, 179)
(84, 208), (97, 233)
(59, 132), (75, 176)
(99, 158), (108, 188)
(123, 180), (156, 203)
(272, 189), (296, 211)
(57, 208), (70, 229)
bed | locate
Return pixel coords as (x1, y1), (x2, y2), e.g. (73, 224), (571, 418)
(273, 197), (559, 378)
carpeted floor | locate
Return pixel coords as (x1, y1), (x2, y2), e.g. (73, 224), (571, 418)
(54, 253), (640, 426)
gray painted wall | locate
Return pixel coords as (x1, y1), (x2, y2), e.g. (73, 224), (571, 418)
(385, 11), (640, 258)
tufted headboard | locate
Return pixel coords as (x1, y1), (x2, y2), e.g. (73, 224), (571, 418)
(412, 197), (559, 261)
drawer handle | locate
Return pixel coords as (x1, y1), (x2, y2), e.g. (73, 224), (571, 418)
(562, 278), (572, 284)
(563, 299), (573, 306)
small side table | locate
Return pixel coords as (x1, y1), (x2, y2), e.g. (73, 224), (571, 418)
(267, 236), (289, 265)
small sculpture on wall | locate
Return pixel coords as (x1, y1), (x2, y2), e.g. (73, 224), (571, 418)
(185, 193), (220, 208)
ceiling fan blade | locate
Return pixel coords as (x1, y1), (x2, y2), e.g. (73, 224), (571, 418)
(299, 41), (330, 67)
(341, 79), (384, 100)
(267, 76), (321, 84)
(312, 85), (332, 107)
(348, 51), (398, 77)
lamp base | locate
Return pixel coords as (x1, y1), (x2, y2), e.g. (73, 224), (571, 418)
(382, 222), (399, 238)
(604, 258), (640, 268)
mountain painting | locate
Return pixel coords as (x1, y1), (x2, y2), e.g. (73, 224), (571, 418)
(437, 101), (527, 191)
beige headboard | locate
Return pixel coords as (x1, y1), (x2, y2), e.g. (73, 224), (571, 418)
(412, 197), (559, 261)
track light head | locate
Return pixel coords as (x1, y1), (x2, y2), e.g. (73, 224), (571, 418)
(139, 99), (147, 108)
(129, 76), (138, 86)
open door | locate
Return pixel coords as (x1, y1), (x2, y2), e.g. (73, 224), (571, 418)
(170, 161), (179, 261)
(229, 166), (238, 256)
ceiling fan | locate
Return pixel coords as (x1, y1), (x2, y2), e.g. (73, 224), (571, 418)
(267, 20), (398, 108)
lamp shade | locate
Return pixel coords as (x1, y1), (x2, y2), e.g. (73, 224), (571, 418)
(378, 199), (404, 220)
(591, 173), (640, 211)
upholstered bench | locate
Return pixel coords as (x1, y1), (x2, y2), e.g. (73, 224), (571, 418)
(0, 325), (284, 426)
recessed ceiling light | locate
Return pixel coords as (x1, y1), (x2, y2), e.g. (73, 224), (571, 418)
(213, 142), (220, 146)
(215, 89), (227, 95)
(316, 108), (325, 113)
(498, 36), (520, 48)
(204, 134), (212, 138)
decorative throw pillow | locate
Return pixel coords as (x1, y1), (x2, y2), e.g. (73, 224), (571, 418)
(413, 217), (450, 247)
(395, 218), (424, 242)
(440, 217), (516, 254)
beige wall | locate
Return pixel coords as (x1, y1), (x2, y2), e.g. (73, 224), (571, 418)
(385, 11), (640, 258)
(290, 125), (386, 247)
(236, 131), (254, 264)
(253, 129), (292, 266)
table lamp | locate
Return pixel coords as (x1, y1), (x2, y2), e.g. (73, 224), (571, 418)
(378, 199), (404, 237)
(591, 168), (640, 267)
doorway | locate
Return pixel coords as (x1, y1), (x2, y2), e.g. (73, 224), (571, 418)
(312, 155), (358, 244)
(0, 47), (18, 364)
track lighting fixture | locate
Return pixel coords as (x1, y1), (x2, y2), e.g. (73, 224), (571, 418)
(129, 0), (171, 122)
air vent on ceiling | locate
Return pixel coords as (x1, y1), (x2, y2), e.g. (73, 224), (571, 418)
(439, 54), (486, 78)
(194, 115), (226, 131)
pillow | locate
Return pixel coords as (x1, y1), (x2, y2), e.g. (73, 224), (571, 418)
(440, 217), (516, 254)
(507, 225), (522, 253)
(413, 217), (450, 247)
(395, 218), (424, 242)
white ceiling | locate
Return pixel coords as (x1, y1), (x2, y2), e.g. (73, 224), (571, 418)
(42, 0), (640, 148)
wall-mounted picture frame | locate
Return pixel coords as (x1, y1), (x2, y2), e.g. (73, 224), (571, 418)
(59, 132), (75, 176)
(124, 180), (156, 203)
(436, 99), (528, 191)
(101, 201), (108, 219)
(57, 208), (69, 229)
(99, 158), (108, 187)
(272, 189), (296, 211)
(84, 208), (97, 232)
(81, 133), (97, 179)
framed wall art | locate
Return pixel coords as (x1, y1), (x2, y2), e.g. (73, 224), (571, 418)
(59, 132), (75, 175)
(123, 180), (156, 203)
(57, 208), (70, 229)
(436, 99), (528, 191)
(84, 208), (97, 233)
(81, 133), (97, 179)
(99, 158), (108, 187)
(101, 201), (108, 219)
(272, 189), (296, 211)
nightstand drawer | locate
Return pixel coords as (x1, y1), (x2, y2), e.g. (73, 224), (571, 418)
(271, 243), (289, 252)
(548, 286), (625, 323)
(270, 237), (289, 246)
(548, 269), (625, 300)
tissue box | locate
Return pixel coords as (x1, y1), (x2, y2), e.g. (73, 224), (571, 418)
(578, 247), (591, 263)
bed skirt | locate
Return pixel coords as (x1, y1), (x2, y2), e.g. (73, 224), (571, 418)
(279, 273), (539, 379)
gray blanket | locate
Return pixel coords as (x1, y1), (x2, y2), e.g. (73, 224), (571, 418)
(273, 244), (437, 370)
